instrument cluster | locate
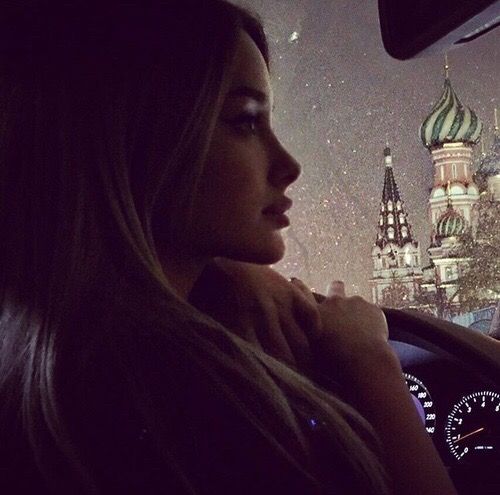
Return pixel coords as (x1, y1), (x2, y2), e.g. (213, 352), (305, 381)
(391, 339), (500, 493)
(404, 372), (500, 464)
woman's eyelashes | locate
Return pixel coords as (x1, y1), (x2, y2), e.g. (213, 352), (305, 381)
(225, 112), (269, 135)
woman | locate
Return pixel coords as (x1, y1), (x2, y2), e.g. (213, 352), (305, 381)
(0, 1), (456, 494)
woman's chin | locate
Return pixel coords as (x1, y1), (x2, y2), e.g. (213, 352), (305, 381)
(221, 236), (286, 265)
(242, 238), (286, 264)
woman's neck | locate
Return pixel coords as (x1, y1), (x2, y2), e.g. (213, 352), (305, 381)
(158, 250), (210, 301)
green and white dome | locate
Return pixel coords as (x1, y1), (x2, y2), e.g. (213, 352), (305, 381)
(436, 206), (466, 238)
(420, 78), (482, 149)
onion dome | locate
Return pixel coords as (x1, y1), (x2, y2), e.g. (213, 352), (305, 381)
(420, 78), (482, 149)
(436, 205), (466, 238)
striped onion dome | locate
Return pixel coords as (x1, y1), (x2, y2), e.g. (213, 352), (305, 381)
(436, 206), (466, 238)
(420, 78), (482, 149)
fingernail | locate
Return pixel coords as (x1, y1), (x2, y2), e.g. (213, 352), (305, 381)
(327, 280), (345, 296)
(329, 280), (343, 286)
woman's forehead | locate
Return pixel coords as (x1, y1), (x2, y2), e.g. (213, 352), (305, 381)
(225, 30), (272, 104)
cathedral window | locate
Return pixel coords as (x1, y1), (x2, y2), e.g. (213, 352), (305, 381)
(379, 216), (383, 225)
(404, 251), (412, 266)
(399, 214), (405, 224)
(388, 214), (394, 225)
(452, 163), (457, 179)
(388, 227), (394, 239)
(401, 226), (408, 238)
(444, 266), (454, 281)
(387, 201), (393, 211)
(396, 201), (401, 210)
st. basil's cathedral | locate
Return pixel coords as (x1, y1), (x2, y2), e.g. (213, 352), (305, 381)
(370, 61), (499, 327)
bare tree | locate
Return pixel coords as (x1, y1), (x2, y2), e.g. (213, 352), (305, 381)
(454, 197), (500, 311)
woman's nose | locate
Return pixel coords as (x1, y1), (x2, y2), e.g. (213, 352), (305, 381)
(269, 140), (302, 188)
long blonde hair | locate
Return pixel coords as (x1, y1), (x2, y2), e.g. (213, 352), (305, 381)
(0, 1), (388, 493)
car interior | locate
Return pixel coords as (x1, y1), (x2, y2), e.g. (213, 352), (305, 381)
(3, 1), (499, 493)
(352, 1), (500, 493)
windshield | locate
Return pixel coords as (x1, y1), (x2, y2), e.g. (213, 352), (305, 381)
(235, 0), (500, 333)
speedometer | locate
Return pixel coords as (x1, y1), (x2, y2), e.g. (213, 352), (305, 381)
(404, 373), (436, 435)
(445, 391), (500, 462)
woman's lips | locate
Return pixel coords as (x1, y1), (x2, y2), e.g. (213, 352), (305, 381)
(262, 197), (292, 227)
(263, 212), (290, 227)
(262, 197), (293, 215)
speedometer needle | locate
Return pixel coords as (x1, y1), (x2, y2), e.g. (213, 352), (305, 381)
(454, 427), (485, 444)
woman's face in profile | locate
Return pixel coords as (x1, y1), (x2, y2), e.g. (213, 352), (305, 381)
(188, 29), (301, 264)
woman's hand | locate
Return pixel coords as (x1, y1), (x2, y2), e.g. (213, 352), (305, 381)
(189, 258), (321, 373)
(291, 278), (396, 382)
(291, 278), (458, 495)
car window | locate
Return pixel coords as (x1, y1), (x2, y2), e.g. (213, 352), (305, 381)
(235, 0), (499, 333)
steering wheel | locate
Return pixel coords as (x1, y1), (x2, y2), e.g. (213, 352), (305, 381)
(312, 292), (500, 383)
(382, 307), (500, 383)
(313, 292), (500, 495)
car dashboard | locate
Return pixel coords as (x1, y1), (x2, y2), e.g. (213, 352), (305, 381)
(386, 309), (500, 495)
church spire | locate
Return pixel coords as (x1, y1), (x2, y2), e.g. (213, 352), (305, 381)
(375, 147), (415, 249)
(384, 146), (393, 167)
(444, 53), (449, 79)
(474, 107), (500, 198)
(370, 147), (423, 306)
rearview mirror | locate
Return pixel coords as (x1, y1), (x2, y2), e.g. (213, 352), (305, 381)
(378, 0), (500, 59)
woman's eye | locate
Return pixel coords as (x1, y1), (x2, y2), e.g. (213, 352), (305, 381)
(231, 114), (260, 134)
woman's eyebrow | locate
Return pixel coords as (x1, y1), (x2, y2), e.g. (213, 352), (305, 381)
(227, 86), (271, 106)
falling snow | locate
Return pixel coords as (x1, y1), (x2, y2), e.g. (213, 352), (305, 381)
(235, 0), (499, 298)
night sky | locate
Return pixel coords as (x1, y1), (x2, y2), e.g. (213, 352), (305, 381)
(235, 0), (500, 298)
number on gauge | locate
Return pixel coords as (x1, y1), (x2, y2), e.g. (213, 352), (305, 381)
(404, 373), (436, 435)
(445, 391), (500, 462)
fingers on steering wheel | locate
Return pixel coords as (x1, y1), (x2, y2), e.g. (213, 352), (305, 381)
(290, 278), (316, 305)
(290, 287), (322, 341)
